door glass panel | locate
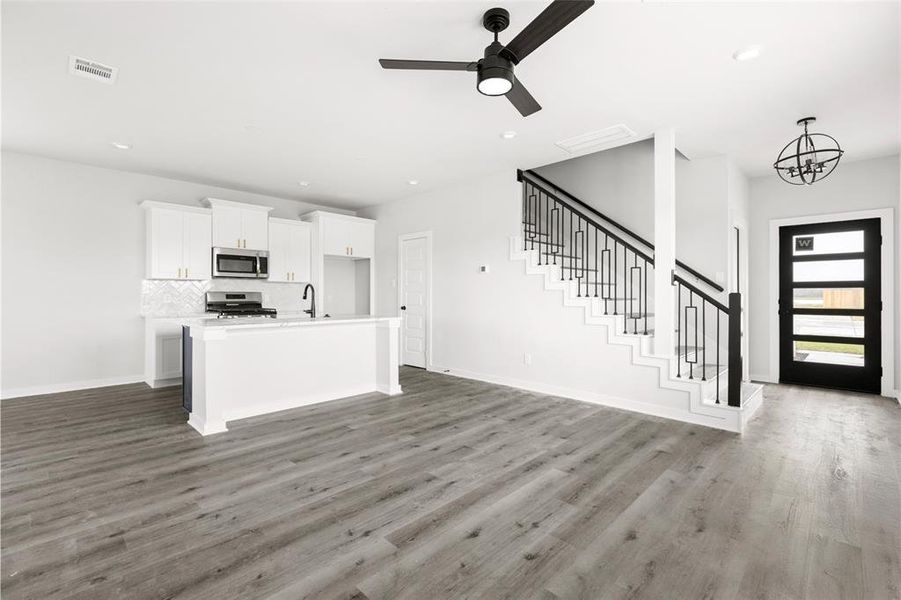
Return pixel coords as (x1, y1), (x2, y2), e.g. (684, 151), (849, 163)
(792, 230), (863, 256)
(794, 314), (865, 337)
(793, 259), (863, 282)
(793, 341), (864, 367)
(793, 288), (864, 309)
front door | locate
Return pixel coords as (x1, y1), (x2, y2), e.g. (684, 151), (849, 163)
(400, 235), (429, 368)
(779, 218), (881, 393)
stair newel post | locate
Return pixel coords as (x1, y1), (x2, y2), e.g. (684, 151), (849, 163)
(727, 292), (742, 407)
(521, 179), (527, 251)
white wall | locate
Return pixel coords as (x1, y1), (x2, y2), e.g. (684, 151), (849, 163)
(358, 170), (690, 411)
(0, 151), (349, 397)
(533, 140), (733, 289)
(747, 154), (899, 394)
(535, 139), (655, 243)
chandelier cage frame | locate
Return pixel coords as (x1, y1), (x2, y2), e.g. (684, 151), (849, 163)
(773, 117), (844, 186)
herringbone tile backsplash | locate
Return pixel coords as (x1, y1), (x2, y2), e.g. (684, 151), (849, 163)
(141, 279), (305, 316)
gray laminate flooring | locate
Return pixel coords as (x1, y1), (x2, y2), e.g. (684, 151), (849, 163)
(2, 368), (899, 599)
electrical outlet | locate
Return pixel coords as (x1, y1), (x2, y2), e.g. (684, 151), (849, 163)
(523, 353), (532, 365)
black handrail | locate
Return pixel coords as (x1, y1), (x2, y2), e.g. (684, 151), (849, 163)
(672, 273), (728, 312)
(520, 173), (654, 265)
(519, 169), (725, 293)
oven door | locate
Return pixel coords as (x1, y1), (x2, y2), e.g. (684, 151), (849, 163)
(212, 248), (261, 278)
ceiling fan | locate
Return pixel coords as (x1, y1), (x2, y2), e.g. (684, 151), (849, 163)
(379, 0), (595, 117)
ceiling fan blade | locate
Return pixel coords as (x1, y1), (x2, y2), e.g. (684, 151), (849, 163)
(502, 0), (595, 64)
(506, 77), (542, 117)
(379, 59), (478, 72)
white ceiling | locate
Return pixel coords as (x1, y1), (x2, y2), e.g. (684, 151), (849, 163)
(2, 1), (898, 210)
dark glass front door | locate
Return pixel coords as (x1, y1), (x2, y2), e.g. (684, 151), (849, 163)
(779, 218), (881, 393)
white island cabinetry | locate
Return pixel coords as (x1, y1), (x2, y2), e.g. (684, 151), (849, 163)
(186, 316), (401, 435)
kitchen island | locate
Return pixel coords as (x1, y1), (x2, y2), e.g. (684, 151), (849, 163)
(184, 315), (402, 435)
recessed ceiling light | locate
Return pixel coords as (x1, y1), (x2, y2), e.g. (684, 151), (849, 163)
(732, 45), (762, 62)
(298, 180), (310, 187)
(110, 142), (132, 150)
(407, 179), (419, 186)
(501, 131), (517, 139)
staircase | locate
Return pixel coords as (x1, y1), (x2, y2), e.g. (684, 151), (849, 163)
(511, 169), (763, 433)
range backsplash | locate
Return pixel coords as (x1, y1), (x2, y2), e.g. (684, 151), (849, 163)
(141, 279), (307, 317)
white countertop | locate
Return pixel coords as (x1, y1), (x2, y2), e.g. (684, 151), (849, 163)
(188, 314), (399, 332)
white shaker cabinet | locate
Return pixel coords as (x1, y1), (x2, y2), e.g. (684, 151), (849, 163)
(268, 218), (312, 283)
(313, 212), (375, 258)
(301, 211), (376, 316)
(142, 201), (212, 280)
(205, 198), (273, 250)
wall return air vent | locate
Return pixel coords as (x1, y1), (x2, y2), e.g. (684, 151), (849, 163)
(555, 124), (636, 155)
(68, 55), (118, 84)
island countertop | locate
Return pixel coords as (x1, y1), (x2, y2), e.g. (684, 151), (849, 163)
(188, 314), (400, 333)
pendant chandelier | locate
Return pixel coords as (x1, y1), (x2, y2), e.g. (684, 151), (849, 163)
(773, 117), (844, 185)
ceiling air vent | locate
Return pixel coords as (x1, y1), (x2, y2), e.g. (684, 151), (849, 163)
(555, 124), (636, 155)
(68, 55), (118, 84)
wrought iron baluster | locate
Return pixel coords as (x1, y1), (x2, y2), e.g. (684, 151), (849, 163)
(522, 183), (527, 250)
(716, 309), (721, 404)
(701, 298), (707, 381)
(613, 242), (618, 315)
(643, 259), (648, 335)
(676, 282), (682, 378)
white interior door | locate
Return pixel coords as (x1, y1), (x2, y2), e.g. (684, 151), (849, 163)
(400, 235), (429, 368)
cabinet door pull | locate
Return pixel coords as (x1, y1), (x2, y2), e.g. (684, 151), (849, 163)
(185, 268), (189, 278)
(178, 267), (182, 278)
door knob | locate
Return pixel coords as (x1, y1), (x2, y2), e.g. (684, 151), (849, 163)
(400, 305), (407, 310)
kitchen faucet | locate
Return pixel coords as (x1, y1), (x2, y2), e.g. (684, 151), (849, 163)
(302, 284), (316, 319)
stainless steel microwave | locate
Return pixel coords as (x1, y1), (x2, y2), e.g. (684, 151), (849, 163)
(212, 247), (269, 279)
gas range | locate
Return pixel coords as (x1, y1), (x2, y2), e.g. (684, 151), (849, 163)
(205, 291), (277, 319)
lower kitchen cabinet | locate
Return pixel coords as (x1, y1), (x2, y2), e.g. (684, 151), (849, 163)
(144, 318), (187, 388)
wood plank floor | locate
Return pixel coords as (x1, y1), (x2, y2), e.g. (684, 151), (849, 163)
(2, 368), (899, 599)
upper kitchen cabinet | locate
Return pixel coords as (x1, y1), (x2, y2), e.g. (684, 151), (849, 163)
(304, 211), (375, 258)
(204, 198), (273, 250)
(269, 218), (312, 283)
(141, 201), (212, 280)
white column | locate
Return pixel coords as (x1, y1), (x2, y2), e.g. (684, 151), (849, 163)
(654, 129), (676, 357)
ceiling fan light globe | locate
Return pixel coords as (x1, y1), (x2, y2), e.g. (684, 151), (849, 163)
(478, 76), (513, 96)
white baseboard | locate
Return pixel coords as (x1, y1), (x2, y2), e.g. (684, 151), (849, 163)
(428, 364), (743, 433)
(1, 374), (146, 400)
(750, 373), (776, 384)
